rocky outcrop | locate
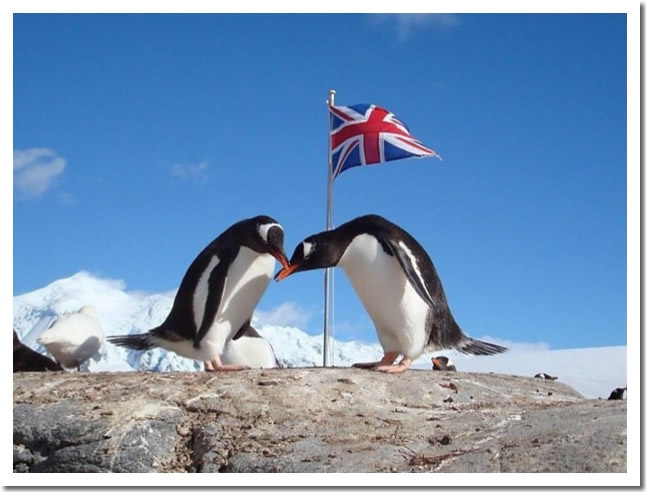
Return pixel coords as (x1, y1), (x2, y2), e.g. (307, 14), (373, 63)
(13, 369), (626, 473)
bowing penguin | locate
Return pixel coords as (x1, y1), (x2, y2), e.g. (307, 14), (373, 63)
(108, 216), (288, 371)
(276, 214), (507, 373)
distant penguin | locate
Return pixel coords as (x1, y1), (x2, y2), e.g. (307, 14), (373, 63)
(432, 356), (456, 371)
(534, 372), (558, 381)
(214, 320), (280, 370)
(276, 215), (507, 373)
(108, 216), (289, 372)
(608, 386), (627, 400)
(37, 305), (104, 370)
(13, 330), (62, 372)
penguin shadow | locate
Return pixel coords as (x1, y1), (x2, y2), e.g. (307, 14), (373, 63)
(69, 335), (103, 370)
(78, 335), (102, 353)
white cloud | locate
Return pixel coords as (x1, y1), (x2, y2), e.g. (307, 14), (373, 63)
(254, 302), (313, 328)
(373, 14), (461, 40)
(57, 192), (76, 205)
(170, 161), (209, 182)
(476, 335), (550, 352)
(326, 317), (376, 343)
(433, 345), (626, 399)
(13, 148), (66, 198)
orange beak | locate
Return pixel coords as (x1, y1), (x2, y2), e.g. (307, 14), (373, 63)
(274, 263), (299, 282)
(431, 357), (441, 368)
(270, 249), (290, 270)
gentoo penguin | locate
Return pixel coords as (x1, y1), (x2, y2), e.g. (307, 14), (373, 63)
(608, 386), (627, 400)
(215, 320), (280, 370)
(432, 356), (456, 371)
(13, 330), (62, 372)
(275, 214), (507, 373)
(534, 372), (558, 381)
(108, 216), (289, 372)
(37, 305), (104, 370)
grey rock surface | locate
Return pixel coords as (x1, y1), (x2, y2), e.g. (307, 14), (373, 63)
(13, 369), (626, 473)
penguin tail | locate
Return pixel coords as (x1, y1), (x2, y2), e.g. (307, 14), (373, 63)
(107, 333), (154, 351)
(457, 337), (508, 356)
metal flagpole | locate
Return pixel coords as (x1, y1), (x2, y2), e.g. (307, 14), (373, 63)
(323, 89), (336, 367)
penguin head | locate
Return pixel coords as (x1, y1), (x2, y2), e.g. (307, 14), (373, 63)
(247, 216), (289, 269)
(275, 231), (342, 281)
(432, 356), (456, 371)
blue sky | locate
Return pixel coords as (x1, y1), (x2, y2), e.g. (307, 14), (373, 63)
(13, 13), (627, 349)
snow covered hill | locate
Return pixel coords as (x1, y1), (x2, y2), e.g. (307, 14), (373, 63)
(416, 346), (627, 400)
(13, 272), (626, 399)
(12, 271), (383, 373)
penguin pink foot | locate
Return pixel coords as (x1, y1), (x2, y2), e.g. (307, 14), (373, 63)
(352, 351), (398, 369)
(205, 356), (247, 372)
(373, 355), (412, 373)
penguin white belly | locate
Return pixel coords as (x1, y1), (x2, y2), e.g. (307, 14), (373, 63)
(339, 234), (429, 359)
(221, 337), (277, 368)
(168, 247), (275, 361)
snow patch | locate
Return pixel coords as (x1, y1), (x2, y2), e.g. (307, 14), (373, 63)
(13, 272), (626, 399)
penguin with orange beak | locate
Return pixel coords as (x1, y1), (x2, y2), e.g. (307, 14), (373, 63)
(109, 216), (289, 371)
(276, 214), (506, 373)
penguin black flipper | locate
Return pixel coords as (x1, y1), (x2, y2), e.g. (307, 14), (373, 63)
(380, 237), (437, 311)
(231, 318), (252, 341)
(194, 256), (230, 347)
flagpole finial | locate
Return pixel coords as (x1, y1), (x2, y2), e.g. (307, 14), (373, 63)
(327, 89), (336, 106)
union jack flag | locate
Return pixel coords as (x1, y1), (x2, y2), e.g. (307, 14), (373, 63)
(329, 104), (440, 178)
